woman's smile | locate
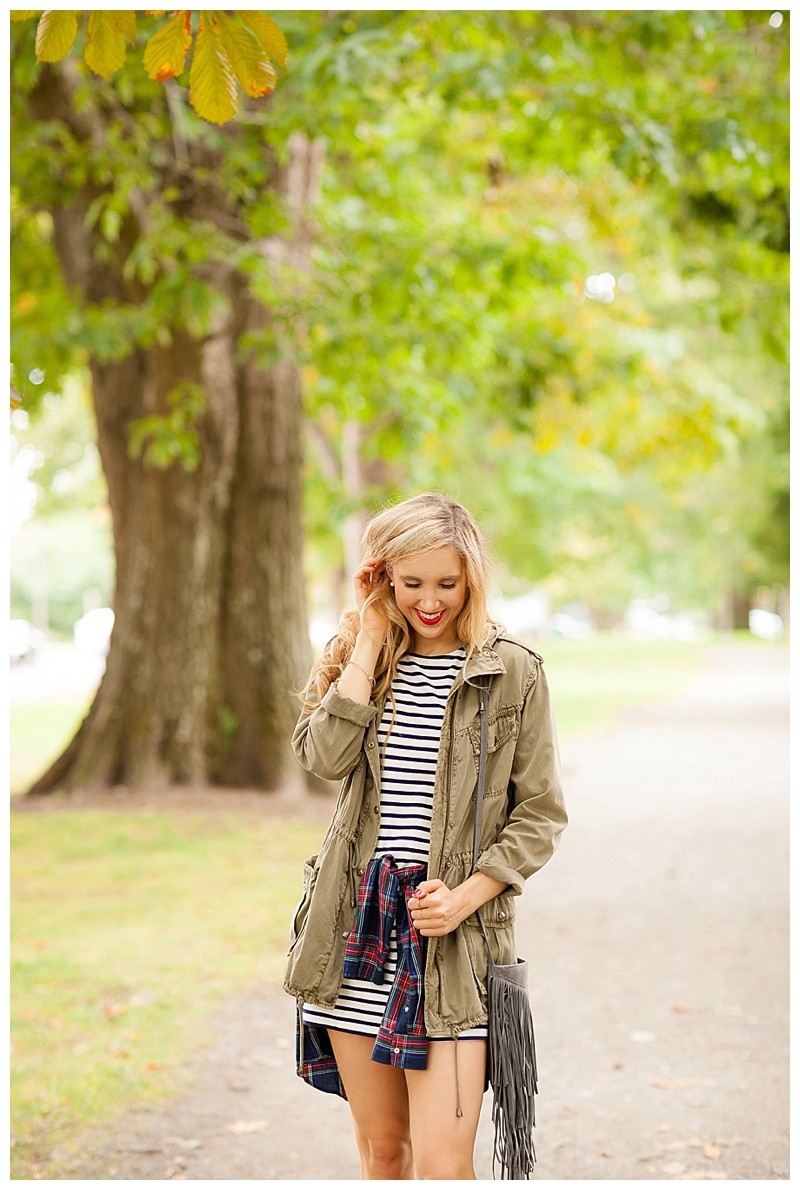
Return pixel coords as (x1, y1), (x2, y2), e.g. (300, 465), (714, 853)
(415, 608), (446, 626)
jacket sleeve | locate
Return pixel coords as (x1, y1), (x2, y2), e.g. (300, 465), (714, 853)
(292, 680), (379, 781)
(475, 657), (567, 896)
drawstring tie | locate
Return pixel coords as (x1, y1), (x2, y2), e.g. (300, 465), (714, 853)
(297, 997), (305, 1071)
(452, 1027), (463, 1118)
(349, 841), (358, 908)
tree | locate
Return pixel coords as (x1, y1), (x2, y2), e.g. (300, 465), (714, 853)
(12, 15), (318, 794)
(11, 11), (788, 795)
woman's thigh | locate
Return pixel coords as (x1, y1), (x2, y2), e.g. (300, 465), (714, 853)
(327, 1028), (412, 1151)
(405, 1039), (487, 1179)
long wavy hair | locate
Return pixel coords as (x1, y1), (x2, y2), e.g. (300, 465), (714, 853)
(297, 492), (502, 726)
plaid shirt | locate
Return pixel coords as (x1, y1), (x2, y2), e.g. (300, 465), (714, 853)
(296, 855), (429, 1097)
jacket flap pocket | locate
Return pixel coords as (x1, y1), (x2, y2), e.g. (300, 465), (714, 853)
(480, 893), (515, 927)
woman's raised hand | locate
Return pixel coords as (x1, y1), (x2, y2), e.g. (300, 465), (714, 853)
(354, 558), (391, 642)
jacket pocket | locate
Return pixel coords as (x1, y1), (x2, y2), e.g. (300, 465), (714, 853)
(479, 889), (516, 927)
(464, 890), (517, 972)
(288, 852), (319, 952)
(467, 706), (519, 765)
(434, 926), (484, 1024)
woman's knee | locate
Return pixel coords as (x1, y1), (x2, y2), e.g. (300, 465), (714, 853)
(414, 1152), (474, 1180)
(356, 1130), (413, 1174)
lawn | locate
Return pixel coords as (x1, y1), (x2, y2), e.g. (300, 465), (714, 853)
(539, 632), (714, 737)
(9, 633), (722, 1177)
(10, 700), (89, 796)
(11, 809), (325, 1178)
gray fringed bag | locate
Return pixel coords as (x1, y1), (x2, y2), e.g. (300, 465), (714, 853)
(473, 680), (538, 1179)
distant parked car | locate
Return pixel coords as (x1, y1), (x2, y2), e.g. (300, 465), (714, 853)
(10, 619), (44, 663)
(73, 607), (115, 655)
(748, 609), (783, 641)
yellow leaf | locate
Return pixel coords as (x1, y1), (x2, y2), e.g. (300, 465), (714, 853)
(85, 10), (129, 79)
(143, 11), (192, 82)
(534, 430), (559, 453)
(113, 11), (137, 41)
(15, 292), (38, 315)
(238, 11), (287, 69)
(35, 10), (78, 62)
(10, 11), (40, 20)
(216, 12), (276, 98)
(189, 13), (238, 125)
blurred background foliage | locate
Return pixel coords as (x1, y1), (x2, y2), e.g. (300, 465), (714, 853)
(11, 9), (788, 631)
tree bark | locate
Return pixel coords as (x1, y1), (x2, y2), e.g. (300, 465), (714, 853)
(25, 64), (322, 796)
(730, 588), (752, 633)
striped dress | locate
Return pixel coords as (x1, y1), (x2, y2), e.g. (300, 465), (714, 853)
(303, 645), (487, 1042)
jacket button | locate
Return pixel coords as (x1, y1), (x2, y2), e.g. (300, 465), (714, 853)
(368, 741), (375, 749)
(342, 931), (349, 939)
(498, 910), (506, 921)
(373, 805), (379, 815)
(357, 866), (365, 876)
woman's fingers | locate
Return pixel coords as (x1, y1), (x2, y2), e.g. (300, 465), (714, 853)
(354, 559), (385, 606)
(364, 558), (385, 577)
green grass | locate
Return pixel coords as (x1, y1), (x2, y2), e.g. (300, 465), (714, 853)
(9, 633), (757, 1177)
(10, 701), (88, 796)
(537, 633), (714, 737)
(11, 809), (326, 1178)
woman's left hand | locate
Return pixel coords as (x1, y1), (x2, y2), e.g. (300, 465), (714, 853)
(407, 879), (467, 937)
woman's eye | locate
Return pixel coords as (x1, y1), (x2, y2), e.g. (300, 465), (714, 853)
(404, 583), (457, 590)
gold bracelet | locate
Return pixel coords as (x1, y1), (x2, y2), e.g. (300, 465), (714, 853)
(346, 658), (374, 683)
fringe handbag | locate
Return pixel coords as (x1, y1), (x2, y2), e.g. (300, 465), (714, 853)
(472, 680), (538, 1179)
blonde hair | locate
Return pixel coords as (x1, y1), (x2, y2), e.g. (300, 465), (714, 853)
(297, 491), (501, 718)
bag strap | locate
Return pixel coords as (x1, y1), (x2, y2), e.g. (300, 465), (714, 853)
(471, 680), (493, 958)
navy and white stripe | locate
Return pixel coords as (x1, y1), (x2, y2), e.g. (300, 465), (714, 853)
(304, 646), (488, 1042)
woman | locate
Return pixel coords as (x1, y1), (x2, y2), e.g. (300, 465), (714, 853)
(284, 492), (567, 1180)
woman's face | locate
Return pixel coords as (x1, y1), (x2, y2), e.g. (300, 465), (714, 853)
(390, 545), (468, 655)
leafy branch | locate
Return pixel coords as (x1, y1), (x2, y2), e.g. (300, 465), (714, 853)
(10, 9), (287, 124)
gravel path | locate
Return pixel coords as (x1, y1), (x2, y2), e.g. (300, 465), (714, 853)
(53, 642), (789, 1180)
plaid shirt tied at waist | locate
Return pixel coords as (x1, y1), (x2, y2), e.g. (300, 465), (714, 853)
(296, 855), (429, 1096)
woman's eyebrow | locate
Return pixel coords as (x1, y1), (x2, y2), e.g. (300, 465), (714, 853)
(399, 574), (462, 581)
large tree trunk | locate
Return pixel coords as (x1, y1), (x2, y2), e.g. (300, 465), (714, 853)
(25, 65), (322, 796)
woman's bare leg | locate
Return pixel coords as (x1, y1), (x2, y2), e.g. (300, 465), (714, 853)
(327, 1029), (414, 1180)
(405, 1039), (486, 1180)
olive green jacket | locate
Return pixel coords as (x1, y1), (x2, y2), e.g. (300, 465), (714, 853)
(283, 624), (567, 1036)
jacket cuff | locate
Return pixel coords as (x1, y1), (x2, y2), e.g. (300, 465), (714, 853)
(320, 681), (379, 728)
(475, 856), (525, 897)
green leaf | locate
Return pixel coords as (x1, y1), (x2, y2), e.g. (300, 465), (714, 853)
(143, 11), (192, 82)
(10, 11), (40, 21)
(216, 12), (276, 98)
(189, 13), (238, 125)
(84, 10), (130, 79)
(238, 11), (287, 69)
(34, 10), (78, 62)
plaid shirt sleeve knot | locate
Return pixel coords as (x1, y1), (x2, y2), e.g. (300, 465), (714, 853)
(297, 855), (430, 1094)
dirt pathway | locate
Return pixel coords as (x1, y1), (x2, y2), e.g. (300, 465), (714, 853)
(54, 642), (789, 1180)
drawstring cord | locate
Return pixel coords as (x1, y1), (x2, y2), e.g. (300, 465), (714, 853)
(349, 840), (358, 908)
(297, 997), (305, 1072)
(452, 1028), (463, 1118)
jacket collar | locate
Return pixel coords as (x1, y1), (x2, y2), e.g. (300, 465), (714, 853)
(462, 623), (507, 686)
